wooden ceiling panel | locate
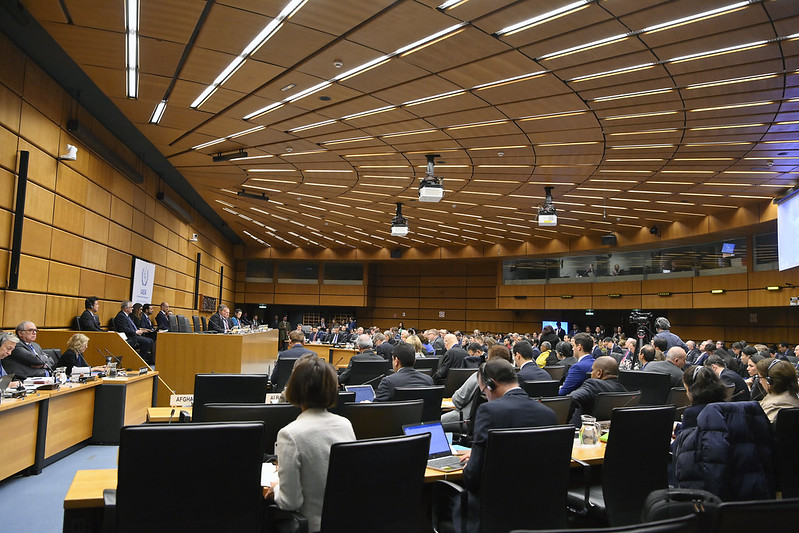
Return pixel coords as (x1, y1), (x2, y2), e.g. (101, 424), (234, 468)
(42, 23), (122, 71)
(139, 38), (184, 78)
(60, 0), (124, 32)
(219, 58), (284, 94)
(141, 0), (204, 43)
(397, 27), (509, 73)
(249, 22), (337, 69)
(338, 58), (429, 95)
(290, 0), (397, 40)
(193, 3), (270, 55)
(471, 74), (573, 106)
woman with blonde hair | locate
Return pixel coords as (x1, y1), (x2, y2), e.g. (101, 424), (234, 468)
(405, 334), (426, 357)
(59, 333), (104, 374)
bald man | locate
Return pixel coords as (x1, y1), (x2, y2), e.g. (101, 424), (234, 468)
(643, 346), (687, 387)
(567, 356), (628, 424)
(433, 333), (468, 384)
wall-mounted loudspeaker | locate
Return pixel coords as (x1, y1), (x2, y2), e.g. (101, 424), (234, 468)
(390, 249), (403, 259)
(601, 234), (617, 246)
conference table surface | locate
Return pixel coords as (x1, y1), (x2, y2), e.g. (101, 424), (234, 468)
(63, 441), (606, 509)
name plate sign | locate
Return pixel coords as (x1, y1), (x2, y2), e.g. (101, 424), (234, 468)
(170, 394), (193, 407)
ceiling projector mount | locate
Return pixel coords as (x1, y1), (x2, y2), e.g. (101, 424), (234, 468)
(391, 202), (409, 237)
(537, 186), (557, 227)
(419, 154), (444, 202)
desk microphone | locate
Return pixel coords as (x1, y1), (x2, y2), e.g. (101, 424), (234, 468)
(360, 373), (385, 386)
(103, 349), (123, 365)
(167, 408), (176, 424)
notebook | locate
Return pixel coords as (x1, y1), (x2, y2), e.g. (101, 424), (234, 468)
(345, 384), (375, 403)
(402, 421), (464, 472)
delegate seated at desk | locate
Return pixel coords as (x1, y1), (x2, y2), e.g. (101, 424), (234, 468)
(58, 334), (106, 375)
(0, 332), (22, 387)
(271, 331), (314, 383)
(374, 343), (433, 401)
(114, 301), (155, 365)
(79, 296), (103, 331)
(265, 355), (355, 533)
(208, 304), (232, 333)
(338, 334), (383, 385)
(2, 321), (55, 379)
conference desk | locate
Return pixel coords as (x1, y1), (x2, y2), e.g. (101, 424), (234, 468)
(303, 343), (359, 366)
(146, 406), (193, 423)
(0, 391), (48, 481)
(92, 372), (159, 443)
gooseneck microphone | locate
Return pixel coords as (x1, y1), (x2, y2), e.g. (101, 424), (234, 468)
(360, 373), (386, 386)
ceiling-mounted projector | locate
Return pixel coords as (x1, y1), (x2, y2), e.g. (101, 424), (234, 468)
(419, 154), (443, 202)
(538, 186), (557, 227)
(391, 202), (409, 237)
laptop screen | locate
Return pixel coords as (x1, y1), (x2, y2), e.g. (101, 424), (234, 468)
(345, 384), (375, 403)
(402, 421), (451, 458)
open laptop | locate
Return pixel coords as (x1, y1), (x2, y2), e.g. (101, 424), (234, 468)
(345, 384), (375, 403)
(402, 421), (463, 472)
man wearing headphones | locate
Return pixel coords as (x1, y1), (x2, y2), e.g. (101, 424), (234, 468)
(653, 317), (689, 352)
(460, 359), (557, 494)
(706, 354), (750, 401)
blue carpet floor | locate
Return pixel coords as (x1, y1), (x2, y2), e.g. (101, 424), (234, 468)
(0, 445), (118, 532)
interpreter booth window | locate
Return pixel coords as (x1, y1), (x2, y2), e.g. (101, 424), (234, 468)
(278, 261), (319, 284)
(753, 232), (778, 271)
(322, 263), (363, 285)
(245, 260), (274, 282)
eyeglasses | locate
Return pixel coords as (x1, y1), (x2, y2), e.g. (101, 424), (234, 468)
(24, 328), (38, 333)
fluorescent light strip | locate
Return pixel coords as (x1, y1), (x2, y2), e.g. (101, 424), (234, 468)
(474, 71), (547, 90)
(403, 89), (466, 107)
(320, 136), (375, 145)
(396, 22), (468, 55)
(540, 33), (629, 60)
(669, 39), (769, 63)
(686, 72), (778, 89)
(333, 55), (392, 82)
(192, 0), (308, 108)
(643, 2), (755, 33)
(593, 88), (673, 102)
(191, 138), (225, 150)
(690, 100), (774, 112)
(569, 63), (655, 82)
(149, 99), (166, 124)
(495, 1), (592, 36)
(610, 129), (677, 136)
(438, 0), (470, 10)
(447, 119), (509, 131)
(604, 110), (677, 120)
(342, 106), (396, 120)
(125, 0), (139, 98)
(288, 119), (337, 133)
(229, 125), (266, 139)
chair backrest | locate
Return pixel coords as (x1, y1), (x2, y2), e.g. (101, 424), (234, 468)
(394, 385), (446, 422)
(270, 358), (297, 393)
(479, 426), (575, 532)
(168, 314), (179, 331)
(177, 315), (192, 333)
(44, 348), (62, 368)
(666, 387), (689, 408)
(444, 367), (477, 397)
(511, 514), (701, 533)
(714, 497), (799, 532)
(539, 396), (573, 425)
(416, 367), (433, 376)
(192, 374), (269, 422)
(543, 365), (566, 381)
(329, 391), (355, 416)
(201, 316), (207, 331)
(619, 370), (672, 405)
(414, 357), (440, 372)
(72, 315), (82, 331)
(116, 422), (264, 532)
(775, 408), (799, 498)
(191, 315), (201, 332)
(593, 391), (641, 421)
(464, 388), (488, 438)
(319, 433), (430, 532)
(203, 403), (301, 457)
(348, 359), (391, 386)
(603, 405), (676, 526)
(342, 399), (424, 439)
(521, 380), (560, 398)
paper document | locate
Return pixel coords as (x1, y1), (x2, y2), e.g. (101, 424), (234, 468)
(261, 462), (278, 487)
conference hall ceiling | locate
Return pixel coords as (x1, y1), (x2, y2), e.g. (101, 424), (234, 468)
(19, 0), (799, 252)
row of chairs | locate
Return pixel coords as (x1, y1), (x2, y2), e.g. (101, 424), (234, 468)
(72, 313), (207, 333)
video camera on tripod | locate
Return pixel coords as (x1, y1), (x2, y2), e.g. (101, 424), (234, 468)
(629, 310), (653, 346)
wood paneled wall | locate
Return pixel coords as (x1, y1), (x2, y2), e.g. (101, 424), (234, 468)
(0, 34), (235, 330)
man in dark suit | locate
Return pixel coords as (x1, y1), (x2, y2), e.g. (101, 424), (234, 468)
(270, 330), (314, 383)
(513, 341), (550, 382)
(155, 302), (171, 331)
(339, 334), (384, 384)
(707, 354), (750, 401)
(457, 359), (557, 527)
(556, 322), (566, 340)
(643, 346), (687, 387)
(324, 326), (343, 345)
(79, 296), (103, 331)
(568, 356), (628, 424)
(3, 322), (55, 379)
(114, 301), (155, 365)
(433, 333), (468, 384)
(0, 332), (22, 385)
(375, 343), (434, 401)
(374, 332), (394, 361)
(208, 304), (231, 333)
(277, 315), (290, 350)
(559, 333), (596, 395)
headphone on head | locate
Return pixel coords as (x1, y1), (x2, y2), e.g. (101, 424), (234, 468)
(765, 358), (780, 385)
(480, 363), (496, 391)
(691, 365), (703, 382)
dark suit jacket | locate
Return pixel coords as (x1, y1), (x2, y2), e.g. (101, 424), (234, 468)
(58, 349), (89, 375)
(208, 312), (230, 333)
(643, 360), (685, 387)
(720, 368), (750, 401)
(339, 350), (384, 384)
(270, 344), (313, 382)
(374, 367), (434, 401)
(79, 309), (102, 331)
(517, 361), (550, 382)
(155, 310), (170, 331)
(324, 331), (343, 344)
(433, 345), (468, 384)
(375, 342), (394, 361)
(4, 341), (52, 379)
(114, 311), (139, 340)
(463, 388), (558, 492)
(568, 377), (628, 423)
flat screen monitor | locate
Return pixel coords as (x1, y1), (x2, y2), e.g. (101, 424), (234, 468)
(542, 321), (568, 334)
(778, 191), (799, 271)
(721, 242), (735, 255)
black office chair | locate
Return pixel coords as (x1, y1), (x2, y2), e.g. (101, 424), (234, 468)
(713, 497), (799, 532)
(544, 365), (567, 382)
(43, 348), (62, 368)
(168, 314), (179, 332)
(204, 402), (301, 459)
(444, 368), (477, 397)
(436, 425), (575, 533)
(775, 408), (799, 498)
(342, 399), (424, 439)
(539, 396), (573, 425)
(270, 358), (297, 393)
(201, 316), (207, 332)
(568, 405), (676, 526)
(394, 385), (446, 422)
(417, 367), (433, 376)
(105, 422), (264, 533)
(191, 315), (201, 332)
(667, 387), (690, 421)
(592, 391), (641, 421)
(269, 433), (431, 533)
(521, 380), (560, 398)
(510, 514), (701, 533)
(346, 359), (391, 386)
(619, 370), (672, 405)
(177, 315), (192, 333)
(192, 373), (269, 422)
(415, 357), (441, 373)
(329, 390), (355, 416)
(71, 315), (82, 331)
